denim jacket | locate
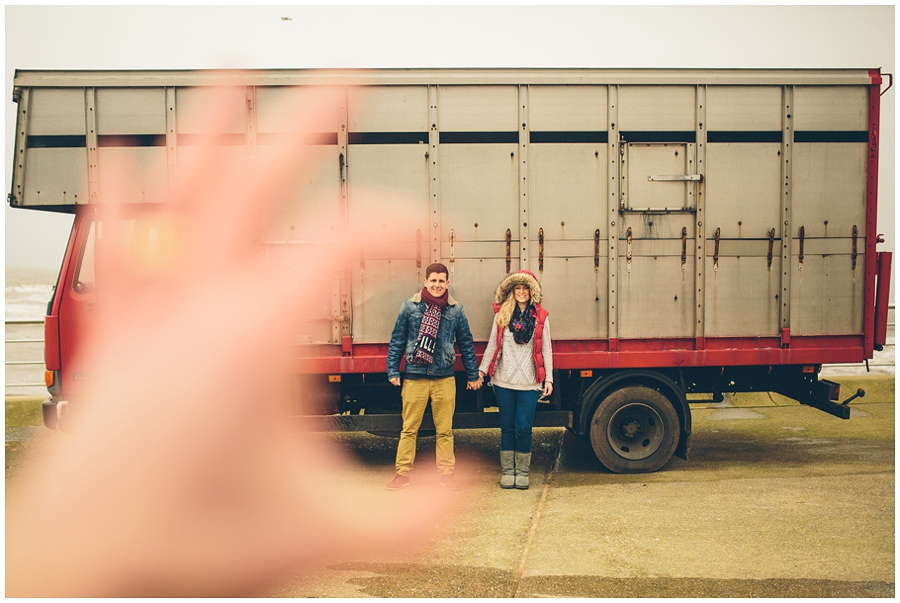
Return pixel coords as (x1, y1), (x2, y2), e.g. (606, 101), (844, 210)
(386, 291), (479, 381)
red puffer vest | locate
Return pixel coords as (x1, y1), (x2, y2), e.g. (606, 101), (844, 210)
(487, 304), (550, 383)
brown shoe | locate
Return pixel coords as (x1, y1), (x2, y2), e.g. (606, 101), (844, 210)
(387, 474), (410, 490)
(439, 473), (460, 490)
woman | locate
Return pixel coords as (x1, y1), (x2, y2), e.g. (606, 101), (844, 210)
(478, 270), (553, 489)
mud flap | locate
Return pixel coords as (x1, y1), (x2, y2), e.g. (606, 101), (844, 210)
(42, 397), (58, 430)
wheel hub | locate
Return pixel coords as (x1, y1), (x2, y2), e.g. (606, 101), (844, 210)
(607, 402), (665, 461)
(621, 419), (642, 438)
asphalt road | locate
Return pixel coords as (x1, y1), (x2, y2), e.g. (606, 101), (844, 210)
(262, 375), (894, 598)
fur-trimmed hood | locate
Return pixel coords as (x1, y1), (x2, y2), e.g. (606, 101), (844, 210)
(494, 269), (541, 305)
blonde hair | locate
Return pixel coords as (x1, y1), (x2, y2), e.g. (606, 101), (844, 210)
(496, 285), (530, 329)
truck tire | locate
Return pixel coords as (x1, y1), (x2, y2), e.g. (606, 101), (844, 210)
(589, 385), (680, 473)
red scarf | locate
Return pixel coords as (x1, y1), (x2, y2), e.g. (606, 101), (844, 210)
(421, 287), (449, 308)
(410, 288), (447, 365)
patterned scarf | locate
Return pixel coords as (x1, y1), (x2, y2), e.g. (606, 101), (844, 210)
(410, 288), (448, 365)
(509, 303), (537, 344)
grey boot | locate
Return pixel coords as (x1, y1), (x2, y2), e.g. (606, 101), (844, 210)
(500, 451), (516, 489)
(514, 452), (532, 490)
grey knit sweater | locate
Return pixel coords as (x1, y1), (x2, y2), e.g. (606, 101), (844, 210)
(478, 315), (553, 391)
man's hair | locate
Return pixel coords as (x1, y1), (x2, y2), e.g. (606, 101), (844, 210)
(424, 263), (449, 279)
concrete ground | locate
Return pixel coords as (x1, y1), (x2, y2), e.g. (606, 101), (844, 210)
(261, 375), (894, 598)
(6, 375), (893, 597)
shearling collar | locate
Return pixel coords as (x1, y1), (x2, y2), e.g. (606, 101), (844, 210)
(411, 291), (457, 306)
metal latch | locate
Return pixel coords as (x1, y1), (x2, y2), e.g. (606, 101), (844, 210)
(449, 229), (455, 274)
(538, 228), (544, 274)
(626, 227), (633, 273)
(713, 227), (721, 272)
(647, 174), (702, 182)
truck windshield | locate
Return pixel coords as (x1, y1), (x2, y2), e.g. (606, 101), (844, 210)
(72, 210), (177, 295)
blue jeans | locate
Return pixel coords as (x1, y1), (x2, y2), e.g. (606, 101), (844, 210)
(494, 386), (541, 453)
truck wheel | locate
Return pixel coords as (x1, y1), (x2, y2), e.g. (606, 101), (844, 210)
(589, 385), (680, 473)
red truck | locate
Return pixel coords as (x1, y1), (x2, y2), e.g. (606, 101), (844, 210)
(11, 68), (893, 472)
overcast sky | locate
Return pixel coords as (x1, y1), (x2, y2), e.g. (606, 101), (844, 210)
(4, 4), (895, 275)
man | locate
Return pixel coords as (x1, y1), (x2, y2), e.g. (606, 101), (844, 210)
(386, 263), (482, 490)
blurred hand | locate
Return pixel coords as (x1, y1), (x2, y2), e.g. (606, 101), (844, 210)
(6, 81), (452, 597)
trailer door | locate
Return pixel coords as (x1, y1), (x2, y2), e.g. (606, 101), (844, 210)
(437, 85), (520, 341)
(526, 85), (610, 340)
(346, 86), (432, 344)
(255, 86), (347, 346)
(618, 136), (698, 339)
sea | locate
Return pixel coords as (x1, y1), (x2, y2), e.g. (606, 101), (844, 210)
(5, 268), (58, 321)
(5, 268), (59, 395)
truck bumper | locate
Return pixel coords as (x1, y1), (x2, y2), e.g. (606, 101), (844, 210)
(41, 397), (69, 430)
(798, 379), (863, 419)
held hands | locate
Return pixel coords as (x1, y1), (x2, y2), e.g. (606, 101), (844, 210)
(391, 375), (483, 390)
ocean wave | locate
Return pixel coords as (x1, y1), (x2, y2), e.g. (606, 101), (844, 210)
(9, 283), (53, 293)
(6, 283), (54, 321)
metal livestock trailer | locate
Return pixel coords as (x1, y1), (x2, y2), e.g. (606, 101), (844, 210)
(9, 68), (893, 472)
